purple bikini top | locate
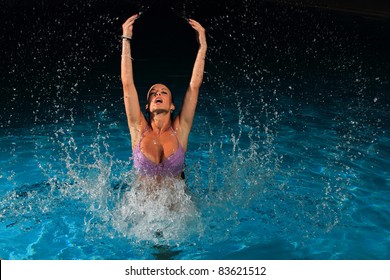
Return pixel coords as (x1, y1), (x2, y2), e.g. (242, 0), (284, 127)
(133, 129), (185, 177)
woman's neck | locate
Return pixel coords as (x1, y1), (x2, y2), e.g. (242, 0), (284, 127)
(150, 112), (171, 135)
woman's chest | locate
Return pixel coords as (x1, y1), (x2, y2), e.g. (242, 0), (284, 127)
(140, 132), (179, 163)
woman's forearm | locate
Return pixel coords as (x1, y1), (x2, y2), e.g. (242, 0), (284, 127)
(190, 45), (207, 89)
(121, 39), (135, 91)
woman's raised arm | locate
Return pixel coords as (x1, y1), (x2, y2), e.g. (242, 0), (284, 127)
(121, 14), (147, 147)
(178, 19), (207, 136)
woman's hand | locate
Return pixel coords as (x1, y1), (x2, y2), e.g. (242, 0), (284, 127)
(189, 19), (207, 48)
(122, 14), (138, 38)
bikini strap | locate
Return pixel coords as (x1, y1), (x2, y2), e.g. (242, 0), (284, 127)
(169, 126), (179, 140)
(139, 126), (150, 140)
(134, 126), (150, 150)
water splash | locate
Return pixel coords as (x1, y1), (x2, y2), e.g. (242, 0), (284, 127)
(113, 178), (202, 245)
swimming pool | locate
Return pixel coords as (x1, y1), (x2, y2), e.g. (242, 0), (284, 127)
(1, 1), (389, 259)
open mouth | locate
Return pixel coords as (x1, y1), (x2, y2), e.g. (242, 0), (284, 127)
(155, 98), (163, 104)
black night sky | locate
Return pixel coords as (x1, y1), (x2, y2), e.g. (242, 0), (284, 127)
(1, 0), (390, 127)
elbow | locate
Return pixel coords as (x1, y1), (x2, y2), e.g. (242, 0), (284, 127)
(122, 81), (130, 93)
(122, 83), (136, 99)
(190, 76), (204, 89)
(121, 74), (127, 86)
(121, 77), (134, 90)
(189, 81), (201, 90)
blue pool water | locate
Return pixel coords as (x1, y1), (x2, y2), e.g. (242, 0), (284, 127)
(1, 1), (390, 259)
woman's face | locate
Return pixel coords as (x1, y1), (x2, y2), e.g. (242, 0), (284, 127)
(146, 84), (175, 113)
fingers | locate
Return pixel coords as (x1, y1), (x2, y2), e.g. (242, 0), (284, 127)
(122, 14), (138, 37)
(123, 14), (139, 25)
(188, 19), (205, 34)
(189, 19), (206, 45)
(188, 19), (202, 28)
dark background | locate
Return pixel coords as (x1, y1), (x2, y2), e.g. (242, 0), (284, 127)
(1, 0), (390, 127)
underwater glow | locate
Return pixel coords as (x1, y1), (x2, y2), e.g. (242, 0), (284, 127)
(1, 0), (389, 259)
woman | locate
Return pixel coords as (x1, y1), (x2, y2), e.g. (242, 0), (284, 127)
(117, 15), (206, 242)
(121, 14), (207, 181)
